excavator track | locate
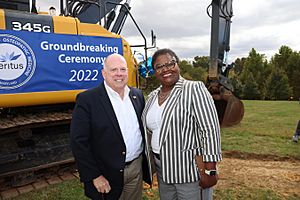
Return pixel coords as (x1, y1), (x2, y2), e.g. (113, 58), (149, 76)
(0, 110), (76, 196)
(0, 111), (72, 132)
(0, 161), (78, 199)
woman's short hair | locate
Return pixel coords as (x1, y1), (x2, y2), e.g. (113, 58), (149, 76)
(151, 48), (180, 67)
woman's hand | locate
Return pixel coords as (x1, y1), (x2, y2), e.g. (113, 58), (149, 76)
(199, 173), (218, 189)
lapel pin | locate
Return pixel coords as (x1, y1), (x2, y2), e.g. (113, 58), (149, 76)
(133, 95), (137, 99)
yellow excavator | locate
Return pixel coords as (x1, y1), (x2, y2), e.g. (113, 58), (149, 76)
(0, 0), (243, 191)
(0, 0), (155, 190)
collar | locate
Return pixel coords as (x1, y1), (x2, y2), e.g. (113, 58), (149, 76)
(104, 81), (130, 99)
(149, 76), (185, 98)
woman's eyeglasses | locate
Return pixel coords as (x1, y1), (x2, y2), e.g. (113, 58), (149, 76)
(154, 60), (177, 73)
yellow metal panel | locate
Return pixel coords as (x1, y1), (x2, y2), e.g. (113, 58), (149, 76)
(0, 90), (85, 108)
(0, 9), (5, 30)
(0, 15), (139, 108)
(77, 22), (117, 37)
(122, 39), (138, 87)
(52, 16), (77, 34)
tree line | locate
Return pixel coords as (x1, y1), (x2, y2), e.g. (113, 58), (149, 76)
(143, 45), (300, 101)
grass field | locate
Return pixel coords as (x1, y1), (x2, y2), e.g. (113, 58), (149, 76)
(222, 100), (300, 159)
(10, 100), (300, 200)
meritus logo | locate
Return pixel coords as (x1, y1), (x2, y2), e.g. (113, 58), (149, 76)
(0, 34), (36, 89)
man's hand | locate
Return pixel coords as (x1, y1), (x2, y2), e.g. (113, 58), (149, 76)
(93, 175), (111, 193)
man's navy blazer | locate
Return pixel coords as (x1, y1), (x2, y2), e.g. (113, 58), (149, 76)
(70, 83), (151, 199)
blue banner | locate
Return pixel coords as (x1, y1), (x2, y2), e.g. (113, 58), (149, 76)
(0, 30), (123, 93)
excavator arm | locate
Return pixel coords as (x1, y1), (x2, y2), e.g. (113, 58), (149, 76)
(207, 0), (244, 127)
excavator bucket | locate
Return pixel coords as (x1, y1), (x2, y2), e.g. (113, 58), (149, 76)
(223, 95), (244, 127)
(209, 85), (244, 127)
(214, 95), (244, 127)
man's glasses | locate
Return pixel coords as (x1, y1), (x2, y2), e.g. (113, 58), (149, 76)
(154, 60), (177, 73)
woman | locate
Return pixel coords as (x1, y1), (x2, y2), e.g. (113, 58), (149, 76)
(142, 49), (222, 200)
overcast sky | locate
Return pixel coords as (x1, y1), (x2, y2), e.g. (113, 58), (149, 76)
(38, 0), (300, 62)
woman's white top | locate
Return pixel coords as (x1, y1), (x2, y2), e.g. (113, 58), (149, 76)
(146, 96), (167, 154)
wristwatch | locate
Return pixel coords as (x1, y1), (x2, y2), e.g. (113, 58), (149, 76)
(204, 169), (218, 176)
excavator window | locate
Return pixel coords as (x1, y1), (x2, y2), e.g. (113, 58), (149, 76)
(0, 0), (37, 13)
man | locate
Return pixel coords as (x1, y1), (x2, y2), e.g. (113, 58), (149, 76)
(48, 6), (56, 16)
(292, 120), (300, 143)
(70, 53), (151, 200)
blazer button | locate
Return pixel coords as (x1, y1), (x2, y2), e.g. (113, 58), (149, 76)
(120, 169), (123, 172)
(122, 151), (126, 155)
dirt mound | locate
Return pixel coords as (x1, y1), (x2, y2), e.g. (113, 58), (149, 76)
(217, 157), (300, 197)
(223, 150), (300, 162)
(144, 151), (300, 198)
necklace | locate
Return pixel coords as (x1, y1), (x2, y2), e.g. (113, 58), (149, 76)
(158, 90), (171, 104)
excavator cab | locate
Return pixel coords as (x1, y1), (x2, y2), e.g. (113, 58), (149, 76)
(207, 0), (244, 127)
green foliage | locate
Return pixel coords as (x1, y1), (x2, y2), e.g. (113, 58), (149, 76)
(140, 75), (160, 96)
(265, 69), (291, 100)
(139, 46), (300, 100)
(233, 57), (246, 75)
(229, 72), (243, 97)
(193, 55), (210, 70)
(179, 60), (207, 82)
(179, 60), (193, 75)
(270, 46), (300, 100)
(271, 45), (293, 72)
(229, 46), (300, 100)
(286, 51), (300, 100)
(239, 48), (269, 99)
(241, 73), (261, 99)
(291, 68), (300, 99)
